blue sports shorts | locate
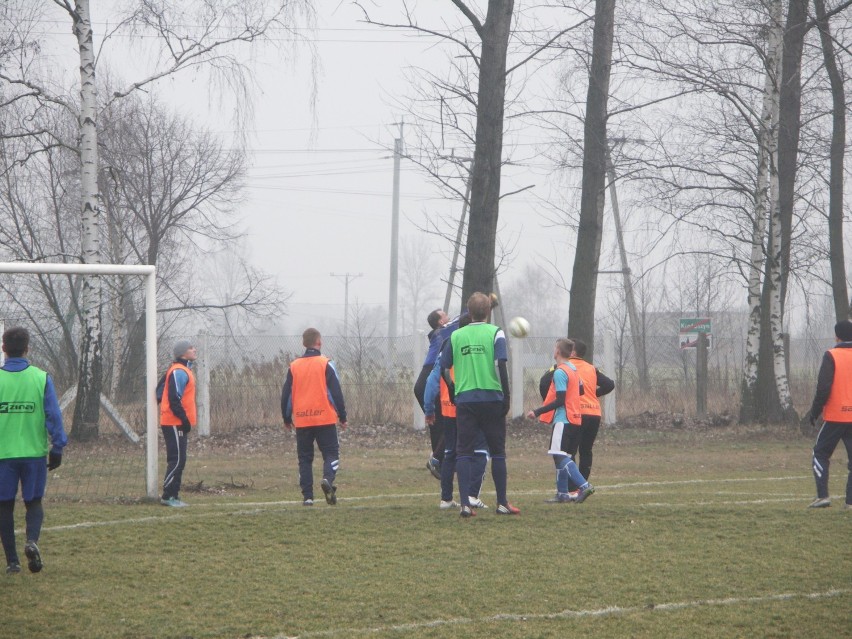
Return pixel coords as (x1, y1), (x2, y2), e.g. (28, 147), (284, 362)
(0, 457), (48, 501)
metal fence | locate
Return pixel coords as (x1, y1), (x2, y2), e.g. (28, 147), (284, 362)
(151, 331), (833, 435)
(47, 330), (832, 501)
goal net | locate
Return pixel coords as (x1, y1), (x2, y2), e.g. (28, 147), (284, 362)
(0, 262), (160, 499)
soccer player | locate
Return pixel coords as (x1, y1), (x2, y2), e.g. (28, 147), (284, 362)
(415, 295), (498, 480)
(159, 339), (198, 507)
(281, 328), (347, 506)
(527, 338), (594, 504)
(566, 338), (615, 486)
(807, 320), (852, 510)
(416, 308), (455, 479)
(441, 292), (518, 517)
(424, 318), (489, 510)
(0, 326), (67, 574)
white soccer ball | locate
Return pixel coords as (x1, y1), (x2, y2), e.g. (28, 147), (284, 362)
(508, 316), (530, 338)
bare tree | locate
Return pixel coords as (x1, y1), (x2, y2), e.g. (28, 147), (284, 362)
(501, 262), (568, 337)
(813, 0), (848, 321)
(1, 0), (314, 437)
(566, 0), (616, 360)
(196, 241), (291, 335)
(98, 93), (289, 399)
(361, 2), (589, 312)
(398, 235), (441, 334)
(741, 0), (785, 423)
(0, 106), (84, 388)
(447, 0), (515, 300)
(613, 0), (844, 422)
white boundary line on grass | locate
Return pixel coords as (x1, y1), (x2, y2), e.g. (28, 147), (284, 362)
(36, 474), (818, 534)
(260, 588), (848, 639)
(37, 493), (822, 534)
(603, 475), (809, 489)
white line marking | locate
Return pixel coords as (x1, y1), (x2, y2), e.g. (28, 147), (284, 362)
(35, 475), (819, 534)
(257, 589), (847, 639)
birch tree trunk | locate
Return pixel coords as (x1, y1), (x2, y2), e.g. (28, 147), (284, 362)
(70, 0), (103, 440)
(739, 0), (782, 423)
(767, 167), (796, 422)
(753, 0), (809, 423)
(766, 0), (796, 422)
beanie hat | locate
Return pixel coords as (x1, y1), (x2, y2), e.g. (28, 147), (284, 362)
(835, 320), (852, 342)
(173, 339), (193, 360)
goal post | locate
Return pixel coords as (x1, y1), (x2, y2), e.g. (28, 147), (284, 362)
(0, 262), (159, 498)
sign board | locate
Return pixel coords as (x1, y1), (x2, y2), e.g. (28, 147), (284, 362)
(679, 318), (712, 350)
(679, 318), (711, 333)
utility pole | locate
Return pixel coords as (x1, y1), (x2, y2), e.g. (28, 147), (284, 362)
(330, 272), (363, 336)
(606, 141), (649, 392)
(443, 156), (473, 314)
(389, 121), (404, 339)
(444, 174), (473, 314)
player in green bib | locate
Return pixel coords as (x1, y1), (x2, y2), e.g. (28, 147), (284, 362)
(441, 292), (519, 517)
(0, 327), (67, 574)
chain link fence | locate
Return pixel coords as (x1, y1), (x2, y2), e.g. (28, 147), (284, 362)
(45, 330), (833, 501)
(168, 331), (834, 435)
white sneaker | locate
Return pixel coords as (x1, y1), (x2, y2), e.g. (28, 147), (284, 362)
(439, 500), (459, 509)
(468, 497), (488, 509)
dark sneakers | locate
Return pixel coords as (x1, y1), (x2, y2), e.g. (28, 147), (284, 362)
(24, 541), (42, 573)
(808, 497), (831, 508)
(6, 562), (21, 575)
(321, 478), (337, 505)
(459, 505), (476, 518)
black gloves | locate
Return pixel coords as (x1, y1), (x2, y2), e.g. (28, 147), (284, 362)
(47, 452), (62, 470)
(180, 420), (191, 434)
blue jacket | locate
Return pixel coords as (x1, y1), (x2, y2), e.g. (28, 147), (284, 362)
(422, 314), (465, 368)
(423, 357), (442, 418)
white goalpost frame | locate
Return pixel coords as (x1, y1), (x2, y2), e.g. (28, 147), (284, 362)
(0, 262), (159, 498)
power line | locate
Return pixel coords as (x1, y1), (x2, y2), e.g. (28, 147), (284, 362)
(238, 147), (383, 154)
(24, 29), (440, 44)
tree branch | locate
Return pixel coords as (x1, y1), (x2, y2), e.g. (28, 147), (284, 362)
(450, 0), (483, 37)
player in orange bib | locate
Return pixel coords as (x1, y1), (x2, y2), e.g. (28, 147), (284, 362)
(527, 338), (594, 504)
(158, 339), (198, 508)
(807, 320), (852, 510)
(281, 328), (348, 506)
(565, 338), (614, 488)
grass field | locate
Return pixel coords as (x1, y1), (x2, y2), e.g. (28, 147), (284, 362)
(1, 429), (849, 639)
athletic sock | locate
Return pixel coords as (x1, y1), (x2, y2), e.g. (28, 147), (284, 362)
(565, 458), (588, 489)
(24, 499), (44, 543)
(456, 456), (472, 506)
(470, 453), (488, 498)
(554, 456), (571, 494)
(0, 500), (17, 564)
(491, 456), (507, 505)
